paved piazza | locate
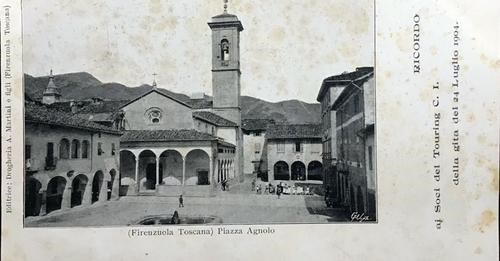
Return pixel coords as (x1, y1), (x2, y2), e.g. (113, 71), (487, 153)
(25, 180), (350, 227)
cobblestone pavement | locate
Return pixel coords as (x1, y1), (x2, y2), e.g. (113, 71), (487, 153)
(26, 180), (350, 227)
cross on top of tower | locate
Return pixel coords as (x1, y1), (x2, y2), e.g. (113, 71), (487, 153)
(152, 73), (158, 88)
(223, 0), (228, 13)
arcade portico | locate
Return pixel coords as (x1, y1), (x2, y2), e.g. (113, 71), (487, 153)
(119, 130), (236, 197)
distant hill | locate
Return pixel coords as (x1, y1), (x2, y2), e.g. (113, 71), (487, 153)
(24, 72), (320, 124)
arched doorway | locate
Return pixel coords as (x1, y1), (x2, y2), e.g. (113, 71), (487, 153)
(46, 176), (67, 213)
(107, 169), (116, 200)
(91, 171), (104, 203)
(71, 174), (88, 207)
(119, 150), (136, 196)
(25, 177), (42, 217)
(274, 161), (289, 180)
(185, 149), (210, 185)
(160, 150), (182, 185)
(291, 161), (306, 180)
(307, 161), (323, 181)
(139, 150), (157, 190)
(357, 186), (365, 213)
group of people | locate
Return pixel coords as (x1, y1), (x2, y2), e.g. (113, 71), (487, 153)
(252, 180), (312, 198)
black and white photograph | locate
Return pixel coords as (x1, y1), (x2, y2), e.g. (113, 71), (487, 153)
(22, 0), (375, 227)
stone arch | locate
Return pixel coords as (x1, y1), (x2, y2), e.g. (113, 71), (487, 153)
(274, 161), (289, 180)
(91, 171), (104, 203)
(185, 149), (210, 185)
(119, 150), (136, 195)
(46, 176), (67, 213)
(307, 161), (323, 181)
(25, 177), (42, 217)
(160, 150), (182, 185)
(71, 139), (80, 159)
(71, 174), (88, 207)
(59, 138), (70, 159)
(291, 161), (306, 181)
(139, 150), (157, 190)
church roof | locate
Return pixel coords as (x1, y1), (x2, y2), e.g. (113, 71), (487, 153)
(242, 118), (275, 131)
(121, 129), (218, 142)
(192, 111), (237, 127)
(119, 88), (192, 109)
(266, 124), (322, 140)
(25, 101), (121, 134)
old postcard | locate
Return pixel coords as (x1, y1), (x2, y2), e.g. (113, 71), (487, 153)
(1, 0), (498, 260)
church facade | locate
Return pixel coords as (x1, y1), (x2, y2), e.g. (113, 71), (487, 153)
(115, 10), (246, 197)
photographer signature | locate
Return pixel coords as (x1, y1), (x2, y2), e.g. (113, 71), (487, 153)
(350, 212), (370, 222)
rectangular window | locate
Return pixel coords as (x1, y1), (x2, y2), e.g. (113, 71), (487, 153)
(294, 141), (302, 152)
(277, 142), (285, 153)
(111, 143), (116, 156)
(98, 142), (103, 156)
(46, 142), (54, 158)
(368, 146), (373, 170)
(25, 145), (31, 160)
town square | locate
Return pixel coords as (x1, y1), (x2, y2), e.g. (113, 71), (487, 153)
(23, 0), (375, 226)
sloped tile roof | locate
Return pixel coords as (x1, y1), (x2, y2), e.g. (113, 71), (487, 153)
(192, 111), (237, 127)
(189, 99), (213, 109)
(77, 100), (128, 113)
(25, 101), (121, 134)
(242, 118), (275, 131)
(217, 140), (236, 148)
(266, 124), (322, 140)
(121, 129), (218, 142)
(317, 67), (374, 101)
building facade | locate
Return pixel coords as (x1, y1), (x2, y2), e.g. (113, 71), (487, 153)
(24, 101), (121, 217)
(265, 124), (323, 184)
(331, 67), (375, 218)
(316, 67), (374, 206)
(241, 119), (275, 176)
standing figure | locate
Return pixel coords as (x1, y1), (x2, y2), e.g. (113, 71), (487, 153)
(178, 195), (184, 208)
(276, 183), (282, 199)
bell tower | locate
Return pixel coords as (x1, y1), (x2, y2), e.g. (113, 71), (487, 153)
(208, 1), (245, 182)
(208, 1), (244, 125)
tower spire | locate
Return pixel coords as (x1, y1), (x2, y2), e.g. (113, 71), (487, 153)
(223, 0), (228, 13)
(42, 69), (61, 104)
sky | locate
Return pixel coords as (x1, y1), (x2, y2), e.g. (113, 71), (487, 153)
(23, 0), (374, 103)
